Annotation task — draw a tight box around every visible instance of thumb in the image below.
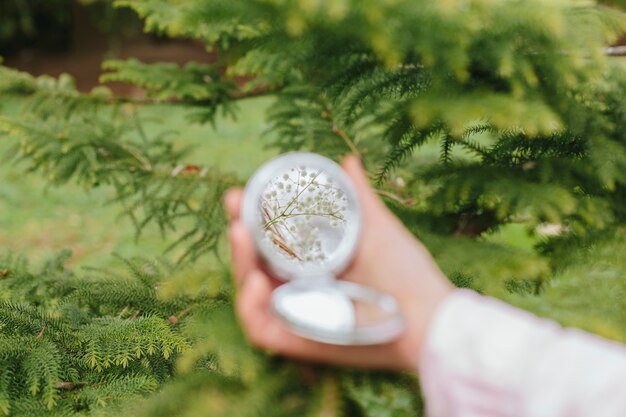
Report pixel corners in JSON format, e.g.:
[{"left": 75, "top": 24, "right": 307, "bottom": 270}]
[{"left": 341, "top": 156, "right": 388, "bottom": 218}]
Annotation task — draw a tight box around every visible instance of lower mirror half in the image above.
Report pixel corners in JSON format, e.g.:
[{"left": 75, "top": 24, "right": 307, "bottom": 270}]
[{"left": 271, "top": 280, "right": 405, "bottom": 345}]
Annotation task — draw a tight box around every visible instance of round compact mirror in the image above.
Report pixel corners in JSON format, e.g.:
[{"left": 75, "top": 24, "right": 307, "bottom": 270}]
[{"left": 241, "top": 152, "right": 404, "bottom": 345}]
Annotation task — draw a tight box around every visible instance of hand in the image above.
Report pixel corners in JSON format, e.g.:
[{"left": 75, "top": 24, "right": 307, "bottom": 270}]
[{"left": 224, "top": 155, "right": 453, "bottom": 372}]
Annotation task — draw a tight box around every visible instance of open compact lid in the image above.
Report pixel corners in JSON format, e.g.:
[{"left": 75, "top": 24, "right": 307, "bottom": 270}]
[{"left": 241, "top": 152, "right": 405, "bottom": 345}]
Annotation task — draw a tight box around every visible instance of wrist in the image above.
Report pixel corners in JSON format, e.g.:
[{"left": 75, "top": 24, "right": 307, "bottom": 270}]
[{"left": 397, "top": 277, "right": 454, "bottom": 372}]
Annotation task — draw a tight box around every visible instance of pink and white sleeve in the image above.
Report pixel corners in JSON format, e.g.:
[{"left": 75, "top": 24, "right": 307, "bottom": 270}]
[{"left": 418, "top": 289, "right": 626, "bottom": 417}]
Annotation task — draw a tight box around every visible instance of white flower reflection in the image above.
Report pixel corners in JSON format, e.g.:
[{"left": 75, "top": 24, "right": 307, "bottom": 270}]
[{"left": 260, "top": 167, "right": 348, "bottom": 265}]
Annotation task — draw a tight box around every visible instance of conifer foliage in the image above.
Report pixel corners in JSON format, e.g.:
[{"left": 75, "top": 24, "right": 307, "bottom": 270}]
[
  {"left": 1, "top": 0, "right": 626, "bottom": 416},
  {"left": 0, "top": 252, "right": 188, "bottom": 416}
]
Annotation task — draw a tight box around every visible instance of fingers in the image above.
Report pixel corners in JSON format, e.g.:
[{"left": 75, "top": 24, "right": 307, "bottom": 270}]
[
  {"left": 236, "top": 269, "right": 274, "bottom": 343},
  {"left": 236, "top": 270, "right": 393, "bottom": 368},
  {"left": 225, "top": 187, "right": 254, "bottom": 287},
  {"left": 235, "top": 269, "right": 310, "bottom": 356},
  {"left": 228, "top": 220, "right": 258, "bottom": 288},
  {"left": 224, "top": 188, "right": 243, "bottom": 221}
]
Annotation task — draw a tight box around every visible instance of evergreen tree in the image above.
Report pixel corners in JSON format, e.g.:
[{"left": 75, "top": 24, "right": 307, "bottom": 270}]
[{"left": 1, "top": 0, "right": 626, "bottom": 416}]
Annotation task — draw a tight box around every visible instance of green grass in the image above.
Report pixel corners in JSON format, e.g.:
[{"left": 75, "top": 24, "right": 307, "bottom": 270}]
[{"left": 0, "top": 97, "right": 278, "bottom": 267}]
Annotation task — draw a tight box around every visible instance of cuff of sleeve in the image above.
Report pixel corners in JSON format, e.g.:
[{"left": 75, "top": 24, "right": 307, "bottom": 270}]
[{"left": 417, "top": 289, "right": 549, "bottom": 417}]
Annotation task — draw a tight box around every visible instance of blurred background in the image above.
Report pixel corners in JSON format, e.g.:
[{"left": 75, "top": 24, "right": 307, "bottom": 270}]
[
  {"left": 1, "top": 0, "right": 212, "bottom": 93},
  {"left": 1, "top": 0, "right": 626, "bottom": 268},
  {"left": 3, "top": 0, "right": 626, "bottom": 93},
  {"left": 0, "top": 0, "right": 277, "bottom": 267}
]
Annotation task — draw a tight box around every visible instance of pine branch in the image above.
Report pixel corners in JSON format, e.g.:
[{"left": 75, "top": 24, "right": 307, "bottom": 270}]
[
  {"left": 377, "top": 124, "right": 441, "bottom": 183},
  {"left": 1, "top": 68, "right": 238, "bottom": 264}
]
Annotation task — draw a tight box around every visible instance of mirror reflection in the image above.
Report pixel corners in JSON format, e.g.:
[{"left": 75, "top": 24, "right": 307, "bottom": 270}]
[
  {"left": 259, "top": 165, "right": 350, "bottom": 267},
  {"left": 272, "top": 282, "right": 402, "bottom": 342},
  {"left": 276, "top": 289, "right": 398, "bottom": 330},
  {"left": 275, "top": 286, "right": 355, "bottom": 332}
]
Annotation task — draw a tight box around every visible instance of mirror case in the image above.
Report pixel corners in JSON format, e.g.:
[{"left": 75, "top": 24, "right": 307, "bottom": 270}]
[{"left": 241, "top": 152, "right": 404, "bottom": 345}]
